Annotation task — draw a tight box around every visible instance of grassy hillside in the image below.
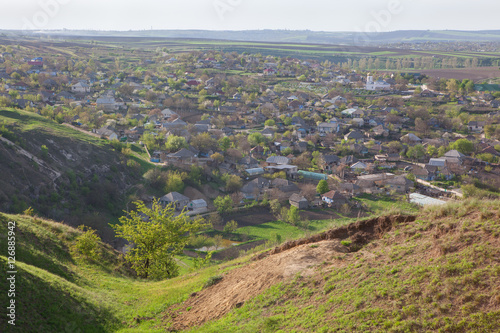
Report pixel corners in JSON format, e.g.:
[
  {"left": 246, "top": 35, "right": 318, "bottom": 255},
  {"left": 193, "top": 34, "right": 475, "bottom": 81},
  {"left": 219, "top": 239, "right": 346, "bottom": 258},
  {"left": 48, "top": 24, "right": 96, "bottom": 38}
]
[
  {"left": 166, "top": 199, "right": 500, "bottom": 332},
  {"left": 1, "top": 199, "right": 499, "bottom": 332},
  {"left": 0, "top": 212, "right": 231, "bottom": 332},
  {"left": 0, "top": 108, "right": 146, "bottom": 240}
]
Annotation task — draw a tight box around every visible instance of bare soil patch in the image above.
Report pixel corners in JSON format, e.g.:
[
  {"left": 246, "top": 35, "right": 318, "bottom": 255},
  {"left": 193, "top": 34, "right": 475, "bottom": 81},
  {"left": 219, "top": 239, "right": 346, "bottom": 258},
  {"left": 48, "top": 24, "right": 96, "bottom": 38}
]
[{"left": 419, "top": 67, "right": 500, "bottom": 81}]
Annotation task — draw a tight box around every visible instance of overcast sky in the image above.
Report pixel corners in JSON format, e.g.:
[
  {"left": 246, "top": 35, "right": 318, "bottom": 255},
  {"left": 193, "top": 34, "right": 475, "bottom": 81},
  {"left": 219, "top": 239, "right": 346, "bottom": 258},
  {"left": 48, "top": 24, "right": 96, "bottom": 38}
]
[{"left": 1, "top": 0, "right": 500, "bottom": 32}]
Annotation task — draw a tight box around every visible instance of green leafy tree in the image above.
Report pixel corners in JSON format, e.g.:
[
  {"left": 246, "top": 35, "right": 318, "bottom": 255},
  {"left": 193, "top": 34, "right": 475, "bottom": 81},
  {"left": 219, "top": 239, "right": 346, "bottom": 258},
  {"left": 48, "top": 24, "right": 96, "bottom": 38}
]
[
  {"left": 165, "top": 171, "right": 186, "bottom": 193},
  {"left": 426, "top": 145, "right": 437, "bottom": 157},
  {"left": 287, "top": 206, "right": 300, "bottom": 226},
  {"left": 223, "top": 220, "right": 238, "bottom": 233},
  {"left": 450, "top": 139, "right": 474, "bottom": 154},
  {"left": 73, "top": 226, "right": 102, "bottom": 261},
  {"left": 247, "top": 132, "right": 266, "bottom": 147},
  {"left": 112, "top": 200, "right": 207, "bottom": 279},
  {"left": 191, "top": 132, "right": 217, "bottom": 153},
  {"left": 406, "top": 144, "right": 426, "bottom": 161},
  {"left": 165, "top": 135, "right": 188, "bottom": 152},
  {"left": 210, "top": 152, "right": 224, "bottom": 164},
  {"left": 218, "top": 136, "right": 231, "bottom": 151},
  {"left": 316, "top": 179, "right": 329, "bottom": 194},
  {"left": 264, "top": 119, "right": 276, "bottom": 127},
  {"left": 214, "top": 195, "right": 233, "bottom": 214},
  {"left": 225, "top": 174, "right": 242, "bottom": 193}
]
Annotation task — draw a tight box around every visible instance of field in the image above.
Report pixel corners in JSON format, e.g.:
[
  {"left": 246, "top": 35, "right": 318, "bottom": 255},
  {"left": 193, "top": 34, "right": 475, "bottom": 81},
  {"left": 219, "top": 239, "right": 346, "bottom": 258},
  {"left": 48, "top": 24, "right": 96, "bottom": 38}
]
[
  {"left": 381, "top": 66, "right": 500, "bottom": 81},
  {"left": 4, "top": 35, "right": 500, "bottom": 72}
]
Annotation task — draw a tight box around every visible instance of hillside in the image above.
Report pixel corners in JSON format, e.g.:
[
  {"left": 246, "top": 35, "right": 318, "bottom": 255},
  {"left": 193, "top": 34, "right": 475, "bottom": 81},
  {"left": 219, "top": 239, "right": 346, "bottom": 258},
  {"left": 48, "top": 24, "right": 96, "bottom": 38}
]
[
  {"left": 164, "top": 200, "right": 500, "bottom": 332},
  {"left": 1, "top": 199, "right": 500, "bottom": 332},
  {"left": 0, "top": 109, "right": 143, "bottom": 241},
  {"left": 17, "top": 29, "right": 500, "bottom": 44}
]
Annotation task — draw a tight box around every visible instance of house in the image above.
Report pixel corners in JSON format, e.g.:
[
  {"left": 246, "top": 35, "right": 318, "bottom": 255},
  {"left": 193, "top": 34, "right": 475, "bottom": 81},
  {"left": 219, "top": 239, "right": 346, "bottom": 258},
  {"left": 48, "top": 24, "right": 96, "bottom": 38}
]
[
  {"left": 163, "top": 118, "right": 187, "bottom": 129},
  {"left": 428, "top": 158, "right": 447, "bottom": 168},
  {"left": 96, "top": 97, "right": 117, "bottom": 112},
  {"left": 272, "top": 178, "right": 300, "bottom": 192},
  {"left": 289, "top": 193, "right": 308, "bottom": 209},
  {"left": 56, "top": 91, "right": 76, "bottom": 101},
  {"left": 188, "top": 199, "right": 208, "bottom": 212},
  {"left": 344, "top": 130, "right": 364, "bottom": 142},
  {"left": 352, "top": 118, "right": 365, "bottom": 127},
  {"left": 331, "top": 95, "right": 347, "bottom": 104},
  {"left": 340, "top": 183, "right": 362, "bottom": 196},
  {"left": 385, "top": 176, "right": 414, "bottom": 193},
  {"left": 400, "top": 133, "right": 422, "bottom": 144},
  {"left": 71, "top": 82, "right": 90, "bottom": 93},
  {"left": 366, "top": 74, "right": 391, "bottom": 91},
  {"left": 13, "top": 99, "right": 34, "bottom": 109},
  {"left": 95, "top": 127, "right": 118, "bottom": 140},
  {"left": 340, "top": 155, "right": 358, "bottom": 166},
  {"left": 341, "top": 108, "right": 364, "bottom": 118},
  {"left": 350, "top": 161, "right": 368, "bottom": 171},
  {"left": 419, "top": 89, "right": 437, "bottom": 98},
  {"left": 468, "top": 121, "right": 485, "bottom": 132},
  {"left": 239, "top": 156, "right": 259, "bottom": 169},
  {"left": 167, "top": 148, "right": 197, "bottom": 162},
  {"left": 161, "top": 108, "right": 178, "bottom": 120},
  {"left": 322, "top": 190, "right": 348, "bottom": 208},
  {"left": 159, "top": 192, "right": 190, "bottom": 211},
  {"left": 322, "top": 154, "right": 340, "bottom": 171},
  {"left": 261, "top": 128, "right": 276, "bottom": 139},
  {"left": 266, "top": 156, "right": 290, "bottom": 166},
  {"left": 318, "top": 122, "right": 339, "bottom": 134},
  {"left": 241, "top": 177, "right": 271, "bottom": 199}
]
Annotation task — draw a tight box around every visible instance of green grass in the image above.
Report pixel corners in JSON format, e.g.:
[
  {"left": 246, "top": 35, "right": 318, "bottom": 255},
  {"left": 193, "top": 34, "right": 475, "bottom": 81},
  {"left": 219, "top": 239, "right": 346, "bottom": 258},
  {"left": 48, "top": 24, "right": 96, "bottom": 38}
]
[
  {"left": 2, "top": 198, "right": 500, "bottom": 332},
  {"left": 0, "top": 109, "right": 107, "bottom": 146},
  {"left": 353, "top": 194, "right": 420, "bottom": 215},
  {"left": 0, "top": 212, "right": 242, "bottom": 332}
]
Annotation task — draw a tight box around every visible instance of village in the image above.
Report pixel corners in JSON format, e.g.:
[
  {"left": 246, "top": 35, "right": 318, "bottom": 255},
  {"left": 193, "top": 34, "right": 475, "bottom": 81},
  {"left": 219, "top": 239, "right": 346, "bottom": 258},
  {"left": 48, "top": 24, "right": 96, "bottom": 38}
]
[{"left": 1, "top": 46, "right": 500, "bottom": 227}]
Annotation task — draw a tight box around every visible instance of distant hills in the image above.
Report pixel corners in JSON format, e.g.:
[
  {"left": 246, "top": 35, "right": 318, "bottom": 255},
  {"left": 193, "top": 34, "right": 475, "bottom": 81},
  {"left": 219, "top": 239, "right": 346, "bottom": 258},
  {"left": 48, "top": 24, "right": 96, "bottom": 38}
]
[{"left": 7, "top": 29, "right": 500, "bottom": 44}]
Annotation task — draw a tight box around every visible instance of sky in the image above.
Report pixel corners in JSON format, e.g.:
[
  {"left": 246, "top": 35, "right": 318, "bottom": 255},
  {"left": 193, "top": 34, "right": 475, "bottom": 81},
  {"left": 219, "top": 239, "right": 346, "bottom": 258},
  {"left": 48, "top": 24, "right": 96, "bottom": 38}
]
[{"left": 1, "top": 0, "right": 500, "bottom": 32}]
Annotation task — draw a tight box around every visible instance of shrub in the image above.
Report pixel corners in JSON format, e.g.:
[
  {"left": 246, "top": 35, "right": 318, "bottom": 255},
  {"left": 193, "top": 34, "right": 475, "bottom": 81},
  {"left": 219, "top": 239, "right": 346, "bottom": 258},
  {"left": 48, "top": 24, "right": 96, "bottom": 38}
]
[
  {"left": 73, "top": 225, "right": 102, "bottom": 261},
  {"left": 224, "top": 220, "right": 238, "bottom": 233}
]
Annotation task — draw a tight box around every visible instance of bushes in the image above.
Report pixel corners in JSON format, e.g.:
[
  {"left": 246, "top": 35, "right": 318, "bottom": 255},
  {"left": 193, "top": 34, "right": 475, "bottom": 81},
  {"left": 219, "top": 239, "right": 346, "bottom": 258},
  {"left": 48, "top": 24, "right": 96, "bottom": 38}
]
[{"left": 73, "top": 226, "right": 102, "bottom": 261}]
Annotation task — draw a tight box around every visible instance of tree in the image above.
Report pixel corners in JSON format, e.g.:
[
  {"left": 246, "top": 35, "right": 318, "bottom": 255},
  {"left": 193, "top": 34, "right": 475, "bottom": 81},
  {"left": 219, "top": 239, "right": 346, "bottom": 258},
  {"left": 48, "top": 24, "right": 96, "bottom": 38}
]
[
  {"left": 73, "top": 226, "right": 101, "bottom": 261},
  {"left": 225, "top": 175, "right": 242, "bottom": 193},
  {"left": 406, "top": 144, "right": 426, "bottom": 161},
  {"left": 165, "top": 171, "right": 186, "bottom": 193},
  {"left": 165, "top": 135, "right": 188, "bottom": 152},
  {"left": 191, "top": 132, "right": 217, "bottom": 153},
  {"left": 415, "top": 118, "right": 429, "bottom": 135},
  {"left": 426, "top": 145, "right": 438, "bottom": 157},
  {"left": 247, "top": 132, "right": 266, "bottom": 147},
  {"left": 218, "top": 136, "right": 231, "bottom": 151},
  {"left": 264, "top": 119, "right": 275, "bottom": 127},
  {"left": 269, "top": 199, "right": 281, "bottom": 219},
  {"left": 214, "top": 195, "right": 233, "bottom": 214},
  {"left": 112, "top": 200, "right": 207, "bottom": 279},
  {"left": 316, "top": 179, "right": 329, "bottom": 194},
  {"left": 287, "top": 206, "right": 300, "bottom": 226},
  {"left": 450, "top": 139, "right": 474, "bottom": 154},
  {"left": 446, "top": 79, "right": 459, "bottom": 94},
  {"left": 210, "top": 152, "right": 224, "bottom": 164},
  {"left": 223, "top": 220, "right": 238, "bottom": 233}
]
